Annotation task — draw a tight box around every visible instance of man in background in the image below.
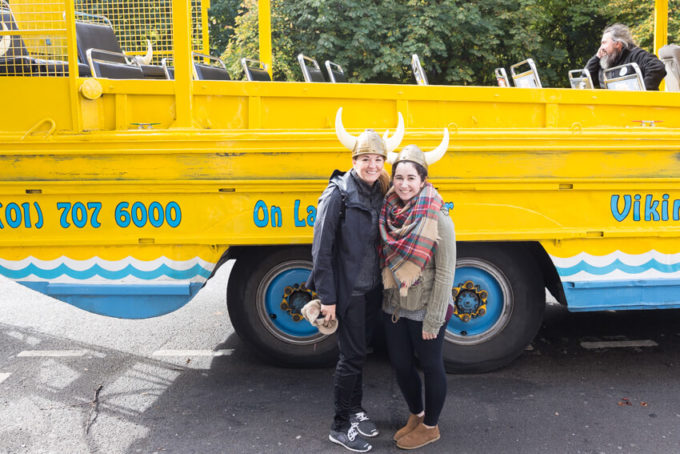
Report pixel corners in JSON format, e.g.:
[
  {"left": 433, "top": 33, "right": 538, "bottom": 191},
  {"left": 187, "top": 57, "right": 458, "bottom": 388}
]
[{"left": 585, "top": 23, "right": 666, "bottom": 90}]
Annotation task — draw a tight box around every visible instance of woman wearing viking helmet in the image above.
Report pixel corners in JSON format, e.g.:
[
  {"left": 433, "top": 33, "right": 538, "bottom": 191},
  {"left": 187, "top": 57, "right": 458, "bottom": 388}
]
[
  {"left": 306, "top": 107, "right": 404, "bottom": 453},
  {"left": 379, "top": 130, "right": 455, "bottom": 450}
]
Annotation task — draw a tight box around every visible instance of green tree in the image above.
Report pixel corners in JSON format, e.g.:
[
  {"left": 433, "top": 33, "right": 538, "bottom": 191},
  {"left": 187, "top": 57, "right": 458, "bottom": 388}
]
[
  {"left": 208, "top": 0, "right": 242, "bottom": 55},
  {"left": 220, "top": 0, "right": 287, "bottom": 80},
  {"left": 219, "top": 0, "right": 676, "bottom": 86},
  {"left": 222, "top": 0, "right": 554, "bottom": 84},
  {"left": 604, "top": 0, "right": 679, "bottom": 49},
  {"left": 534, "top": 0, "right": 609, "bottom": 87}
]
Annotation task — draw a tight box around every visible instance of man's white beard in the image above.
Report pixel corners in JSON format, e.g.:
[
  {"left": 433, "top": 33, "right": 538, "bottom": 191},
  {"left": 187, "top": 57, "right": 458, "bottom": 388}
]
[{"left": 599, "top": 49, "right": 621, "bottom": 69}]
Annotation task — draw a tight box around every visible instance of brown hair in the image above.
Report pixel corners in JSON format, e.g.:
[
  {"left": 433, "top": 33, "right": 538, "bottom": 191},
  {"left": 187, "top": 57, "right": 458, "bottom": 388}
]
[
  {"left": 392, "top": 160, "right": 428, "bottom": 180},
  {"left": 378, "top": 169, "right": 391, "bottom": 195}
]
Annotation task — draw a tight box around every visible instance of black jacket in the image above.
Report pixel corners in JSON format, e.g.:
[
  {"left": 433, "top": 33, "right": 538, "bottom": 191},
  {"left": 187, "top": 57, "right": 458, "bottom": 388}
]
[
  {"left": 585, "top": 46, "right": 666, "bottom": 90},
  {"left": 306, "top": 169, "right": 381, "bottom": 317}
]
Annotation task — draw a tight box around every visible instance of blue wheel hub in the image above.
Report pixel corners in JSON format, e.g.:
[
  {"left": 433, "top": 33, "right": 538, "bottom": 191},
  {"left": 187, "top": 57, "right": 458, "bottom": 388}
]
[
  {"left": 446, "top": 259, "right": 512, "bottom": 344},
  {"left": 453, "top": 282, "right": 488, "bottom": 322},
  {"left": 261, "top": 266, "right": 320, "bottom": 339}
]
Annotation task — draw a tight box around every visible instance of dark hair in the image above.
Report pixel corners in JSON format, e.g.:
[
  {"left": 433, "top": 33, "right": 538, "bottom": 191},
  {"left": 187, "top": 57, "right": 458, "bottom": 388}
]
[{"left": 392, "top": 160, "right": 427, "bottom": 180}]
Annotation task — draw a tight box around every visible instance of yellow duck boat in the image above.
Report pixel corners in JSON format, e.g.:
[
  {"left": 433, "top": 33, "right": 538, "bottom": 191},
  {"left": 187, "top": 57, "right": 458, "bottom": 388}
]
[{"left": 1, "top": 0, "right": 679, "bottom": 372}]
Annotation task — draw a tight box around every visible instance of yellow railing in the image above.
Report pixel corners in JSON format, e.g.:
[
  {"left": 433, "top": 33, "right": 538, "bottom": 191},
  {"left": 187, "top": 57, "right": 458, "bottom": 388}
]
[
  {"left": 0, "top": 0, "right": 208, "bottom": 74},
  {"left": 1, "top": 0, "right": 68, "bottom": 75}
]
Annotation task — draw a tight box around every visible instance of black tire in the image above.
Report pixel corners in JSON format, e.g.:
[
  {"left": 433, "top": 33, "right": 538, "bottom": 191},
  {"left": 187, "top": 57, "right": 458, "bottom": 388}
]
[
  {"left": 226, "top": 246, "right": 338, "bottom": 367},
  {"left": 443, "top": 243, "right": 544, "bottom": 373}
]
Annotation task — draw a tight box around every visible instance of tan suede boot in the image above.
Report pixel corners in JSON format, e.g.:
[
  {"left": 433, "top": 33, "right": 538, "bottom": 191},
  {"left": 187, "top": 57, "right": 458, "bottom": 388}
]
[
  {"left": 393, "top": 414, "right": 424, "bottom": 442},
  {"left": 396, "top": 423, "right": 440, "bottom": 450}
]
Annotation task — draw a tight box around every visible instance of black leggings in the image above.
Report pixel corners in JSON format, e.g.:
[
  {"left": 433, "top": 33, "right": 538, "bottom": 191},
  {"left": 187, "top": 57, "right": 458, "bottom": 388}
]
[{"left": 383, "top": 312, "right": 447, "bottom": 427}]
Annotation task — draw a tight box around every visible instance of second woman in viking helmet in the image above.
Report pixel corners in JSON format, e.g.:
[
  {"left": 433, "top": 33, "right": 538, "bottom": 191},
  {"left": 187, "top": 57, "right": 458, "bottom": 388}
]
[
  {"left": 307, "top": 107, "right": 404, "bottom": 453},
  {"left": 379, "top": 130, "right": 456, "bottom": 450}
]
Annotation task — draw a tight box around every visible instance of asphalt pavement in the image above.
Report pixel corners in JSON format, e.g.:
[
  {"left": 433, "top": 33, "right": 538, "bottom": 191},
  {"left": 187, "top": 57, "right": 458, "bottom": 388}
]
[{"left": 1, "top": 263, "right": 680, "bottom": 454}]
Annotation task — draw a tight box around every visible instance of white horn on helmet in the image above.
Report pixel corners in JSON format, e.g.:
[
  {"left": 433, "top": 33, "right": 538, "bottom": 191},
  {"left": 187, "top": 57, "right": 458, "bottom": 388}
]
[
  {"left": 335, "top": 107, "right": 357, "bottom": 152},
  {"left": 424, "top": 127, "right": 449, "bottom": 165},
  {"left": 384, "top": 112, "right": 405, "bottom": 164},
  {"left": 384, "top": 112, "right": 405, "bottom": 153},
  {"left": 386, "top": 148, "right": 399, "bottom": 165}
]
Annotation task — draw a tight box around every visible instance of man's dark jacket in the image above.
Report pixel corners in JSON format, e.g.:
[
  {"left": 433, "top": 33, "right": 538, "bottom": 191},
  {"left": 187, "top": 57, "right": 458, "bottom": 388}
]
[
  {"left": 306, "top": 169, "right": 378, "bottom": 317},
  {"left": 585, "top": 46, "right": 666, "bottom": 90}
]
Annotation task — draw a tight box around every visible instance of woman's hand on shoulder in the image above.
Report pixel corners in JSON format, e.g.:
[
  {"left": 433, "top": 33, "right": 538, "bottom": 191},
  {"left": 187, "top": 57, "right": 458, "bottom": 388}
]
[
  {"left": 321, "top": 304, "right": 336, "bottom": 323},
  {"left": 422, "top": 330, "right": 437, "bottom": 340}
]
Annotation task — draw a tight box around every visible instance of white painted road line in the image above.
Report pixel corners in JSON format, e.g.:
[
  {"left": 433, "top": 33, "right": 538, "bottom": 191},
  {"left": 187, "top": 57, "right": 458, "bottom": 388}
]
[
  {"left": 580, "top": 340, "right": 658, "bottom": 349},
  {"left": 152, "top": 349, "right": 234, "bottom": 357},
  {"left": 0, "top": 373, "right": 10, "bottom": 384},
  {"left": 17, "top": 350, "right": 89, "bottom": 357}
]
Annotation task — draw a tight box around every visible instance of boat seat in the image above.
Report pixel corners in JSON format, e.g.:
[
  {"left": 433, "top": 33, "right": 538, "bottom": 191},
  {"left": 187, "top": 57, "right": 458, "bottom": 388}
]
[
  {"left": 411, "top": 54, "right": 428, "bottom": 85},
  {"left": 241, "top": 57, "right": 271, "bottom": 81},
  {"left": 75, "top": 18, "right": 164, "bottom": 79},
  {"left": 192, "top": 52, "right": 230, "bottom": 80},
  {"left": 161, "top": 53, "right": 231, "bottom": 81},
  {"left": 495, "top": 67, "right": 511, "bottom": 87},
  {"left": 510, "top": 58, "right": 542, "bottom": 88},
  {"left": 324, "top": 60, "right": 346, "bottom": 83},
  {"left": 298, "top": 53, "right": 325, "bottom": 82},
  {"left": 568, "top": 68, "right": 593, "bottom": 89},
  {"left": 603, "top": 62, "right": 645, "bottom": 91},
  {"left": 161, "top": 57, "right": 174, "bottom": 79},
  {"left": 659, "top": 44, "right": 680, "bottom": 92}
]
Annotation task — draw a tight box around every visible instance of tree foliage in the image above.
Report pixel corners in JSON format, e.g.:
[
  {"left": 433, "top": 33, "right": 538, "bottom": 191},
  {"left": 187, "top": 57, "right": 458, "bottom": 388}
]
[
  {"left": 208, "top": 0, "right": 242, "bottom": 55},
  {"left": 212, "top": 0, "right": 678, "bottom": 87},
  {"left": 605, "top": 0, "right": 680, "bottom": 49}
]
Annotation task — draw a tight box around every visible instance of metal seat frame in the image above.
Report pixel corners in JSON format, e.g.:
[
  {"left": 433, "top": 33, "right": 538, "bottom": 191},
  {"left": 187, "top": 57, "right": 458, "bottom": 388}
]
[
  {"left": 495, "top": 67, "right": 511, "bottom": 87},
  {"left": 192, "top": 52, "right": 230, "bottom": 80},
  {"left": 568, "top": 69, "right": 594, "bottom": 89},
  {"left": 603, "top": 62, "right": 645, "bottom": 91},
  {"left": 297, "top": 53, "right": 325, "bottom": 82},
  {"left": 411, "top": 53, "right": 428, "bottom": 85},
  {"left": 324, "top": 60, "right": 346, "bottom": 83},
  {"left": 75, "top": 11, "right": 157, "bottom": 79},
  {"left": 510, "top": 58, "right": 542, "bottom": 88},
  {"left": 241, "top": 57, "right": 270, "bottom": 81}
]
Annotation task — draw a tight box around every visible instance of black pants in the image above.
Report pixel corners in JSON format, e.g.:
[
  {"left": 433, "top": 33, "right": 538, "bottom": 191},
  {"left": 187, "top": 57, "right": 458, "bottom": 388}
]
[
  {"left": 383, "top": 312, "right": 447, "bottom": 427},
  {"left": 332, "top": 288, "right": 381, "bottom": 431}
]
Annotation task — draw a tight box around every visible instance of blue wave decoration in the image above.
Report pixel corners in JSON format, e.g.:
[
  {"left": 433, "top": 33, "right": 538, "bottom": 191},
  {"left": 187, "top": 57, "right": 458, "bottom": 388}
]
[
  {"left": 557, "top": 258, "right": 680, "bottom": 277},
  {"left": 0, "top": 263, "right": 213, "bottom": 281}
]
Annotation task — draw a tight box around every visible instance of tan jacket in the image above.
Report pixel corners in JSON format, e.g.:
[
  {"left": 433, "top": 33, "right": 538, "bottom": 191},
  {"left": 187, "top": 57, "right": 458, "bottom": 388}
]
[{"left": 382, "top": 208, "right": 456, "bottom": 334}]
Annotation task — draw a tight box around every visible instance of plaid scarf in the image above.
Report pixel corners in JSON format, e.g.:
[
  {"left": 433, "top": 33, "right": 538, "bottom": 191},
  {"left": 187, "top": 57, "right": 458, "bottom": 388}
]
[{"left": 379, "top": 182, "right": 442, "bottom": 296}]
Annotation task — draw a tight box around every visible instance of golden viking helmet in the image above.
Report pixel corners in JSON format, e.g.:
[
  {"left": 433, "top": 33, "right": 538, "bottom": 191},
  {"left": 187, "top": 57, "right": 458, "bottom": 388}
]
[
  {"left": 335, "top": 107, "right": 405, "bottom": 158},
  {"left": 387, "top": 128, "right": 449, "bottom": 169}
]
